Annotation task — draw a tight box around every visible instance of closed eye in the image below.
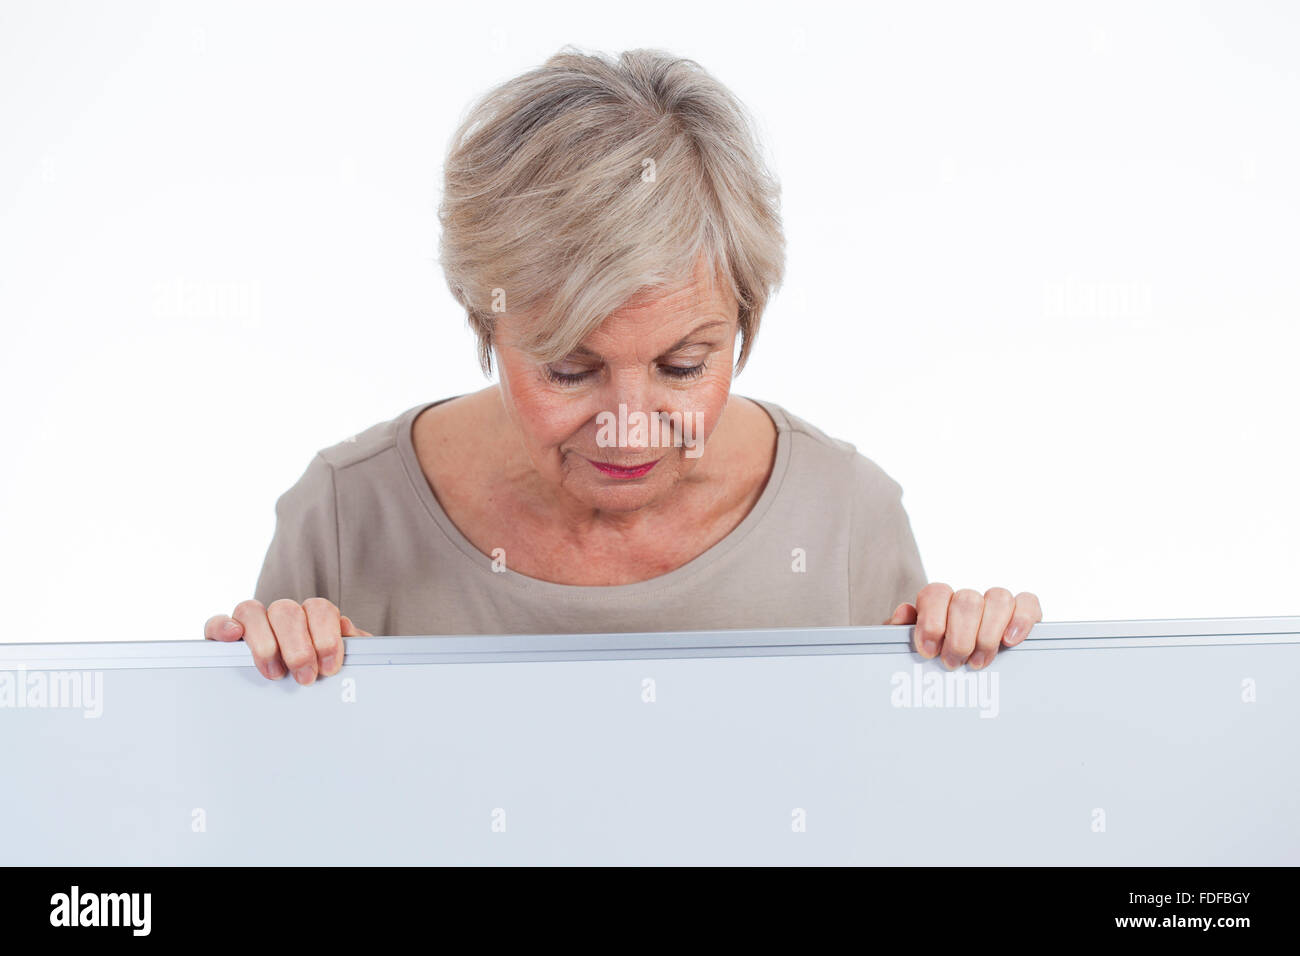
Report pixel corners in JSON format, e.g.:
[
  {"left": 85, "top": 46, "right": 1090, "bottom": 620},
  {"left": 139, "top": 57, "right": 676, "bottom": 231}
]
[
  {"left": 543, "top": 366, "right": 595, "bottom": 386},
  {"left": 660, "top": 363, "right": 706, "bottom": 380},
  {"left": 543, "top": 362, "right": 707, "bottom": 386}
]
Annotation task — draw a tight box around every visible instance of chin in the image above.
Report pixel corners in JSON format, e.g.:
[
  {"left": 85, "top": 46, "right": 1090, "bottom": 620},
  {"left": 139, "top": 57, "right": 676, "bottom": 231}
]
[{"left": 574, "top": 478, "right": 671, "bottom": 514}]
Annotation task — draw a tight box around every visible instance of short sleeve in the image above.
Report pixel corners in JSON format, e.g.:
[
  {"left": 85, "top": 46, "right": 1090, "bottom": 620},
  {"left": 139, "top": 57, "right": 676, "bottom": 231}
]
[
  {"left": 253, "top": 453, "right": 342, "bottom": 607},
  {"left": 848, "top": 456, "right": 928, "bottom": 625}
]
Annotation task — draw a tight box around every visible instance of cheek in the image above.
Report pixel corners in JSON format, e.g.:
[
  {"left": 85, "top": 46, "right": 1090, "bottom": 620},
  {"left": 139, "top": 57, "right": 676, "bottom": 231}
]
[
  {"left": 684, "top": 370, "right": 734, "bottom": 445},
  {"left": 503, "top": 377, "right": 594, "bottom": 455}
]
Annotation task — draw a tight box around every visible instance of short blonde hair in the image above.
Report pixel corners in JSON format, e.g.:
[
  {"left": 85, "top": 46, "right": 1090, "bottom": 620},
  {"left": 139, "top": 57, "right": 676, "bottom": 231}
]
[{"left": 437, "top": 46, "right": 785, "bottom": 375}]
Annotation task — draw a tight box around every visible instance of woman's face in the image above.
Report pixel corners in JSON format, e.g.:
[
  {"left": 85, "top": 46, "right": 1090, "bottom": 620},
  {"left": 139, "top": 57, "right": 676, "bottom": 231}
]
[{"left": 494, "top": 259, "right": 739, "bottom": 515}]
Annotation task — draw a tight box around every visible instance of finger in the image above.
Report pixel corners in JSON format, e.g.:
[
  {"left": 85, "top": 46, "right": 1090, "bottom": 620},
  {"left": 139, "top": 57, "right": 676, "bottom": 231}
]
[
  {"left": 204, "top": 614, "right": 244, "bottom": 642},
  {"left": 1002, "top": 592, "right": 1043, "bottom": 646},
  {"left": 968, "top": 588, "right": 1014, "bottom": 670},
  {"left": 303, "top": 598, "right": 344, "bottom": 678},
  {"left": 267, "top": 599, "right": 318, "bottom": 685},
  {"left": 884, "top": 602, "right": 917, "bottom": 626},
  {"left": 233, "top": 599, "right": 285, "bottom": 680},
  {"left": 939, "top": 588, "right": 984, "bottom": 670},
  {"left": 340, "top": 616, "right": 373, "bottom": 638},
  {"left": 912, "top": 582, "right": 952, "bottom": 660}
]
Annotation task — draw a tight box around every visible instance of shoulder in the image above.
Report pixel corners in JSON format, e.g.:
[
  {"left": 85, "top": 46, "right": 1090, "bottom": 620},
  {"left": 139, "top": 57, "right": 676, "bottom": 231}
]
[
  {"left": 273, "top": 400, "right": 445, "bottom": 512},
  {"left": 314, "top": 401, "right": 432, "bottom": 471},
  {"left": 750, "top": 397, "right": 905, "bottom": 504}
]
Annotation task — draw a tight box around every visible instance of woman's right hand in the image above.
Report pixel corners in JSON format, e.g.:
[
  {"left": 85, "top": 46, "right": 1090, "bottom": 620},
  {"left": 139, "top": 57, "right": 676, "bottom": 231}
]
[{"left": 204, "top": 598, "right": 373, "bottom": 685}]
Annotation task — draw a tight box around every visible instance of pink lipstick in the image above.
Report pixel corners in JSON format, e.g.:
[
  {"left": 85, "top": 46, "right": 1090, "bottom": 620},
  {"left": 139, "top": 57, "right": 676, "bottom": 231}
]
[{"left": 589, "top": 458, "right": 659, "bottom": 480}]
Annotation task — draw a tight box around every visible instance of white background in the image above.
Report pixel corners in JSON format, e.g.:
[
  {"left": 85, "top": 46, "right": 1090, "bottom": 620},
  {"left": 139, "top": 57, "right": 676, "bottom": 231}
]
[{"left": 1, "top": 0, "right": 1296, "bottom": 643}]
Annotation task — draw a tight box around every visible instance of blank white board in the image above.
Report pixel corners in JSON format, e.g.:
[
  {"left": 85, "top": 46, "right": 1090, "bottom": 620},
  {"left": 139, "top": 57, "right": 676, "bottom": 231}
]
[{"left": 1, "top": 617, "right": 1296, "bottom": 865}]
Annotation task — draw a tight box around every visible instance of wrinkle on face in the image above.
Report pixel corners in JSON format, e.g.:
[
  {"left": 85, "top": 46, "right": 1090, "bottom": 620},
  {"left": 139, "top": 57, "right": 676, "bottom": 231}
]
[{"left": 491, "top": 256, "right": 742, "bottom": 532}]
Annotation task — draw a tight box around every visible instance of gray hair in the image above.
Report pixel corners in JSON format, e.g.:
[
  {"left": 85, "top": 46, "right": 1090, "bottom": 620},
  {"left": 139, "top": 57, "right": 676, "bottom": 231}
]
[{"left": 437, "top": 46, "right": 785, "bottom": 375}]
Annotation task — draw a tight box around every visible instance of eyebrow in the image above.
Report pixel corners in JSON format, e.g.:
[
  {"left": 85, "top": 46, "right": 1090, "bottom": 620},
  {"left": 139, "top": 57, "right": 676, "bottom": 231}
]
[{"left": 566, "top": 320, "right": 730, "bottom": 361}]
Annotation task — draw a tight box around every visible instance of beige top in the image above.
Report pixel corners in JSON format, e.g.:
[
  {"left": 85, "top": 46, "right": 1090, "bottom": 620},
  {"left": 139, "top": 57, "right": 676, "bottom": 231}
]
[{"left": 253, "top": 396, "right": 928, "bottom": 635}]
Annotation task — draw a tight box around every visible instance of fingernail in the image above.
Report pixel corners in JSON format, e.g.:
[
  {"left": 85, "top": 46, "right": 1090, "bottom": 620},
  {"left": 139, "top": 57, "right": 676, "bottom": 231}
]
[
  {"left": 968, "top": 651, "right": 986, "bottom": 669},
  {"left": 1005, "top": 625, "right": 1022, "bottom": 645},
  {"left": 264, "top": 659, "right": 285, "bottom": 679},
  {"left": 922, "top": 639, "right": 938, "bottom": 656},
  {"left": 293, "top": 667, "right": 313, "bottom": 685},
  {"left": 223, "top": 619, "right": 241, "bottom": 634},
  {"left": 942, "top": 656, "right": 959, "bottom": 670},
  {"left": 320, "top": 653, "right": 336, "bottom": 672}
]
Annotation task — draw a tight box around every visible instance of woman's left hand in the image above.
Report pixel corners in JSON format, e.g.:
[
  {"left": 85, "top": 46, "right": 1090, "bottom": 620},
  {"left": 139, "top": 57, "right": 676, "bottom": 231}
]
[{"left": 885, "top": 584, "right": 1042, "bottom": 670}]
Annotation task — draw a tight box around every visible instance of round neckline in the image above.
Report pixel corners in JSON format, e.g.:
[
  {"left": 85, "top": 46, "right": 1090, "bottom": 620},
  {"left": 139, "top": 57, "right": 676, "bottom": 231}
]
[{"left": 395, "top": 394, "right": 793, "bottom": 598}]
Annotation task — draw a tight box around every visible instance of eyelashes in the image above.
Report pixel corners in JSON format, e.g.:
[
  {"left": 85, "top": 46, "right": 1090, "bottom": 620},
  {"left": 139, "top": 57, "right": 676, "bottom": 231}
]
[
  {"left": 543, "top": 363, "right": 706, "bottom": 387},
  {"left": 543, "top": 367, "right": 595, "bottom": 386},
  {"left": 661, "top": 363, "right": 706, "bottom": 381}
]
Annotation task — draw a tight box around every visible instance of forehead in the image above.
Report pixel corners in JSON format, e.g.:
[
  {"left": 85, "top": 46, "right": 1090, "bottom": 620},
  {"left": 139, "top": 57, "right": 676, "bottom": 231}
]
[
  {"left": 621, "top": 254, "right": 729, "bottom": 312},
  {"left": 572, "top": 259, "right": 737, "bottom": 357},
  {"left": 493, "top": 253, "right": 739, "bottom": 363},
  {"left": 573, "top": 304, "right": 733, "bottom": 362}
]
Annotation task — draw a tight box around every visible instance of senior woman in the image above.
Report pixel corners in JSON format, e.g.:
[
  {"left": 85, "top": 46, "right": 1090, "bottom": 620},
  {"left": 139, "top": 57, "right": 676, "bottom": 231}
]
[{"left": 205, "top": 47, "right": 1041, "bottom": 684}]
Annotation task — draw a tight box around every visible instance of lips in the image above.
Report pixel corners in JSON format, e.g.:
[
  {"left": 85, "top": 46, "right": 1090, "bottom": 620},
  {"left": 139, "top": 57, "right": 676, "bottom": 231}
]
[{"left": 589, "top": 458, "right": 659, "bottom": 480}]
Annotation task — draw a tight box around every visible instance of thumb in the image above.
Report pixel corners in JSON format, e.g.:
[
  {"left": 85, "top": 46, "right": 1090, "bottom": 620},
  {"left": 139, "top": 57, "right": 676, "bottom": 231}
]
[
  {"left": 340, "top": 615, "right": 373, "bottom": 638},
  {"left": 885, "top": 602, "right": 917, "bottom": 625}
]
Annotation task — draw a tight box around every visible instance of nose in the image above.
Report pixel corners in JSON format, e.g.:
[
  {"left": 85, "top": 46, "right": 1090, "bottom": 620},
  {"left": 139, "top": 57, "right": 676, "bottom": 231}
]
[{"left": 604, "top": 368, "right": 668, "bottom": 451}]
